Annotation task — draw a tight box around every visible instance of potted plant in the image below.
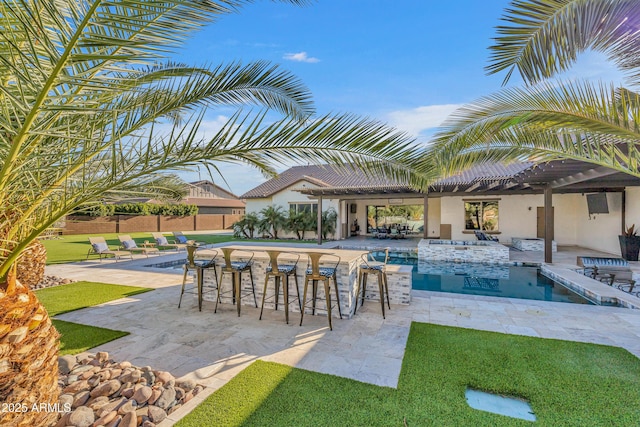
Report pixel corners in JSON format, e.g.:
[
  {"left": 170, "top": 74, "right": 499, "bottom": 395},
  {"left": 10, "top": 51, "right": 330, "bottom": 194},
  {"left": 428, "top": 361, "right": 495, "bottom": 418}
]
[{"left": 619, "top": 224, "right": 640, "bottom": 261}]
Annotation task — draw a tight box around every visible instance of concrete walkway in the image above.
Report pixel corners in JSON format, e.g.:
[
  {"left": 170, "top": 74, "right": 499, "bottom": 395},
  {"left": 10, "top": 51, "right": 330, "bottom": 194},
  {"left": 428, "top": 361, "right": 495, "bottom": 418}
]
[{"left": 45, "top": 244, "right": 640, "bottom": 426}]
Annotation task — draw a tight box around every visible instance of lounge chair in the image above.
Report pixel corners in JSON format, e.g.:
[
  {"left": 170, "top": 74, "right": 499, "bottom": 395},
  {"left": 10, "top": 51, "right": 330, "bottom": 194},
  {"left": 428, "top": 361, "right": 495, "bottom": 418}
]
[
  {"left": 118, "top": 235, "right": 160, "bottom": 257},
  {"left": 173, "top": 231, "right": 206, "bottom": 246},
  {"left": 87, "top": 237, "right": 133, "bottom": 262},
  {"left": 151, "top": 232, "right": 187, "bottom": 251}
]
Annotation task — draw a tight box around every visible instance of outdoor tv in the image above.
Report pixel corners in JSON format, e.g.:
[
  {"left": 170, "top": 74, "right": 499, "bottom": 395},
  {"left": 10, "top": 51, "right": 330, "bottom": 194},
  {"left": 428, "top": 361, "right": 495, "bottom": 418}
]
[{"left": 586, "top": 193, "right": 609, "bottom": 215}]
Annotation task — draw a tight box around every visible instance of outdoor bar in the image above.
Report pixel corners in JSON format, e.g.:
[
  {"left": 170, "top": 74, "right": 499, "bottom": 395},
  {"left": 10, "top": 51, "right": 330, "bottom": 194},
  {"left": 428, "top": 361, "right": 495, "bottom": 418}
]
[{"left": 194, "top": 245, "right": 413, "bottom": 318}]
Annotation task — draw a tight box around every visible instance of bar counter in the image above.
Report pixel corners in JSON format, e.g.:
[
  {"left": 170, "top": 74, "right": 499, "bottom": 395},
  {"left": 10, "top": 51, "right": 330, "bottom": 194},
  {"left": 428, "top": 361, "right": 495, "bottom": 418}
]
[{"left": 193, "top": 245, "right": 412, "bottom": 318}]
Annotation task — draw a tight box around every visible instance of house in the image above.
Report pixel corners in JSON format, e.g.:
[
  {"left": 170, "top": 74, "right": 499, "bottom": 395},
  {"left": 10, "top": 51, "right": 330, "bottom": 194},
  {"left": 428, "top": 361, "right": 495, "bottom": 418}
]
[
  {"left": 241, "top": 162, "right": 640, "bottom": 260},
  {"left": 183, "top": 180, "right": 245, "bottom": 215}
]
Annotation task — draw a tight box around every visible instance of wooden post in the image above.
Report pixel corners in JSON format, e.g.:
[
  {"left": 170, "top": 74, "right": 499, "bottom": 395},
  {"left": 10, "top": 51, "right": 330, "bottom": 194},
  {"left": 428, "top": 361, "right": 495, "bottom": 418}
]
[
  {"left": 317, "top": 196, "right": 323, "bottom": 245},
  {"left": 622, "top": 189, "right": 626, "bottom": 234},
  {"left": 544, "top": 186, "right": 554, "bottom": 263},
  {"left": 423, "top": 193, "right": 429, "bottom": 239}
]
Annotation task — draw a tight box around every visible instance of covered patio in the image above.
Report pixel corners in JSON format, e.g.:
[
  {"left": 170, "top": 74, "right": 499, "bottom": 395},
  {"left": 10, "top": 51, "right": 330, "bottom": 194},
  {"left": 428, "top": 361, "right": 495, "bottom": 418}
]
[{"left": 300, "top": 160, "right": 640, "bottom": 264}]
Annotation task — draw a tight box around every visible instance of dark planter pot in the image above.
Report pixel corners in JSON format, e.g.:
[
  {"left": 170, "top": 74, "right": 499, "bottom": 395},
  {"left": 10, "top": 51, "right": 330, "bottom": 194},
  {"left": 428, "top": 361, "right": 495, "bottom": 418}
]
[{"left": 619, "top": 235, "right": 640, "bottom": 261}]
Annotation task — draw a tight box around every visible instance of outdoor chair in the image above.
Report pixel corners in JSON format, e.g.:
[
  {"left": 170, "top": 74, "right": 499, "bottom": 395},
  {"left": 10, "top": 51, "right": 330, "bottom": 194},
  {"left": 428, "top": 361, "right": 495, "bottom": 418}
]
[
  {"left": 216, "top": 248, "right": 257, "bottom": 316},
  {"left": 300, "top": 252, "right": 342, "bottom": 330},
  {"left": 172, "top": 231, "right": 207, "bottom": 246},
  {"left": 87, "top": 237, "right": 132, "bottom": 262},
  {"left": 260, "top": 250, "right": 301, "bottom": 324},
  {"left": 376, "top": 227, "right": 388, "bottom": 239},
  {"left": 151, "top": 232, "right": 187, "bottom": 252},
  {"left": 389, "top": 228, "right": 400, "bottom": 239},
  {"left": 179, "top": 244, "right": 220, "bottom": 311},
  {"left": 592, "top": 265, "right": 636, "bottom": 293},
  {"left": 118, "top": 235, "right": 160, "bottom": 257},
  {"left": 354, "top": 248, "right": 391, "bottom": 319}
]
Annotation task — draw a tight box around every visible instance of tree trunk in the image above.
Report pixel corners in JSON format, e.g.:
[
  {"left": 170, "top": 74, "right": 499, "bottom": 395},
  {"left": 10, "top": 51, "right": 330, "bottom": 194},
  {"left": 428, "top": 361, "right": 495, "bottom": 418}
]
[
  {"left": 16, "top": 240, "right": 47, "bottom": 288},
  {"left": 0, "top": 278, "right": 60, "bottom": 426}
]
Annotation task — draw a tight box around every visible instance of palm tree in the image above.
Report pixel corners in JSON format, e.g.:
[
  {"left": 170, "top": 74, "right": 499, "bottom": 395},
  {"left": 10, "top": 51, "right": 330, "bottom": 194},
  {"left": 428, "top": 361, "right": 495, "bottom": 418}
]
[
  {"left": 286, "top": 210, "right": 315, "bottom": 240},
  {"left": 320, "top": 208, "right": 338, "bottom": 240},
  {"left": 233, "top": 212, "right": 259, "bottom": 239},
  {"left": 0, "top": 1, "right": 423, "bottom": 424},
  {"left": 260, "top": 205, "right": 288, "bottom": 239},
  {"left": 430, "top": 0, "right": 640, "bottom": 178}
]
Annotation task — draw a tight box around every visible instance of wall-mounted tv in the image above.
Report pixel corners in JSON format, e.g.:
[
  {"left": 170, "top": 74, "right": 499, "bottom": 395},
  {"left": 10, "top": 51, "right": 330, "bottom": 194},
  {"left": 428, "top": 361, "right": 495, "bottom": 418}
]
[{"left": 586, "top": 193, "right": 609, "bottom": 214}]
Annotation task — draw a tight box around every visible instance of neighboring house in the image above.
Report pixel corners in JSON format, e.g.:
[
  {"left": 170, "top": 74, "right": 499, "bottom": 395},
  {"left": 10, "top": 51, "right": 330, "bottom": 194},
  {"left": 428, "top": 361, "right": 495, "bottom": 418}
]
[
  {"left": 241, "top": 162, "right": 640, "bottom": 258},
  {"left": 183, "top": 180, "right": 245, "bottom": 215}
]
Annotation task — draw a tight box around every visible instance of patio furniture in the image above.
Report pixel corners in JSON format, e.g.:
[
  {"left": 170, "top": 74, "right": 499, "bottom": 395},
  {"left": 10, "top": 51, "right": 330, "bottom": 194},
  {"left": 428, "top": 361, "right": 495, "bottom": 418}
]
[
  {"left": 593, "top": 266, "right": 636, "bottom": 293},
  {"left": 376, "top": 227, "right": 388, "bottom": 239},
  {"left": 216, "top": 247, "right": 257, "bottom": 316},
  {"left": 260, "top": 250, "right": 301, "bottom": 324},
  {"left": 474, "top": 230, "right": 499, "bottom": 242},
  {"left": 576, "top": 256, "right": 629, "bottom": 278},
  {"left": 151, "top": 232, "right": 187, "bottom": 252},
  {"left": 354, "top": 248, "right": 391, "bottom": 319},
  {"left": 118, "top": 235, "right": 160, "bottom": 257},
  {"left": 87, "top": 237, "right": 133, "bottom": 262},
  {"left": 300, "top": 252, "right": 343, "bottom": 330},
  {"left": 179, "top": 245, "right": 220, "bottom": 311},
  {"left": 172, "top": 231, "right": 207, "bottom": 246}
]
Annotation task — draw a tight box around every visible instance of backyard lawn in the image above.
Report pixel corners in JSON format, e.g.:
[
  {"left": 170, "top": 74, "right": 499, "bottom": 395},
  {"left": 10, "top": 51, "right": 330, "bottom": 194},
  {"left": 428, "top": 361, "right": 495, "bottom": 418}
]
[
  {"left": 177, "top": 323, "right": 640, "bottom": 426},
  {"left": 42, "top": 232, "right": 317, "bottom": 264},
  {"left": 36, "top": 281, "right": 151, "bottom": 355}
]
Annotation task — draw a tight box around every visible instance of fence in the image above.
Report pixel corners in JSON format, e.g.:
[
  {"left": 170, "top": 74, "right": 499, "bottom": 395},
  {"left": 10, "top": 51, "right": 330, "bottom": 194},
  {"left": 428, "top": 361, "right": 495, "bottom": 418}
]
[{"left": 63, "top": 214, "right": 242, "bottom": 235}]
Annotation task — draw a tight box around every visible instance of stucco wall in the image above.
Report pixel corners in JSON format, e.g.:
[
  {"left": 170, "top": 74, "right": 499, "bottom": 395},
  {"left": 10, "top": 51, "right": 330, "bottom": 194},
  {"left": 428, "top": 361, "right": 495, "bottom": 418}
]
[
  {"left": 244, "top": 181, "right": 340, "bottom": 239},
  {"left": 574, "top": 192, "right": 622, "bottom": 255}
]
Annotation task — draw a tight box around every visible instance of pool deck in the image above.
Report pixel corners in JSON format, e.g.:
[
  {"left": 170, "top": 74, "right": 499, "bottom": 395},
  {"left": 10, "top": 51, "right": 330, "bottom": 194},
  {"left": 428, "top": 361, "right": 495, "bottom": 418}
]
[{"left": 46, "top": 240, "right": 640, "bottom": 426}]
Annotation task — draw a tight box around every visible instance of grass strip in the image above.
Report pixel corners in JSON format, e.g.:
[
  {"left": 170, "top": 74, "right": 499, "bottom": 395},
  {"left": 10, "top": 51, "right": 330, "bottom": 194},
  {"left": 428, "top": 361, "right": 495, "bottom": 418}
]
[
  {"left": 177, "top": 323, "right": 640, "bottom": 426},
  {"left": 53, "top": 319, "right": 129, "bottom": 356},
  {"left": 36, "top": 281, "right": 151, "bottom": 317},
  {"left": 42, "top": 233, "right": 235, "bottom": 264}
]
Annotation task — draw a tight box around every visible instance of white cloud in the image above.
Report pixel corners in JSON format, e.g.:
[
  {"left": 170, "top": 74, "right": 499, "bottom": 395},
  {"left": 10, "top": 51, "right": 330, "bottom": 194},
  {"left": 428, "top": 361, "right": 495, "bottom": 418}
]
[
  {"left": 283, "top": 51, "right": 320, "bottom": 63},
  {"left": 386, "top": 104, "right": 463, "bottom": 137}
]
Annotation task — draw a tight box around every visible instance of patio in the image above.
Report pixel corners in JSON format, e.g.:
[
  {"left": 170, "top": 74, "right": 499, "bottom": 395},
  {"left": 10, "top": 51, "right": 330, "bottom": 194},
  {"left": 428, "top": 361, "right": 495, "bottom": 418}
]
[{"left": 45, "top": 242, "right": 640, "bottom": 425}]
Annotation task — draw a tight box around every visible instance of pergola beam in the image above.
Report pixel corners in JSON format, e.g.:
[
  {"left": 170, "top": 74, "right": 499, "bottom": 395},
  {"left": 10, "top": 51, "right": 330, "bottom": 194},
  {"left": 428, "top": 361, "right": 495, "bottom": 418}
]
[{"left": 549, "top": 166, "right": 618, "bottom": 189}]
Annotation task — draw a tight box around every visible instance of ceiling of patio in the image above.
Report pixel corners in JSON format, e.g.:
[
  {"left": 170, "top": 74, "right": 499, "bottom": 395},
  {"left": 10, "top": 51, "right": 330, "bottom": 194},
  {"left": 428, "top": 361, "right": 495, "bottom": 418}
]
[{"left": 299, "top": 160, "right": 640, "bottom": 198}]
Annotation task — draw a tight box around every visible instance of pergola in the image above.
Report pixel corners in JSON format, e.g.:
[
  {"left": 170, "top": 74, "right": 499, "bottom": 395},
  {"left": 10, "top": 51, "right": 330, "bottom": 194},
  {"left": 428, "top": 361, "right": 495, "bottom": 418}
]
[{"left": 300, "top": 160, "right": 640, "bottom": 263}]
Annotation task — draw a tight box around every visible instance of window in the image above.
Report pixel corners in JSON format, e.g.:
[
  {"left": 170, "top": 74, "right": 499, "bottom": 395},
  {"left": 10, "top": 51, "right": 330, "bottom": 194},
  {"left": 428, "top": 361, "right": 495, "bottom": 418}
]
[
  {"left": 289, "top": 203, "right": 318, "bottom": 215},
  {"left": 464, "top": 200, "right": 499, "bottom": 231}
]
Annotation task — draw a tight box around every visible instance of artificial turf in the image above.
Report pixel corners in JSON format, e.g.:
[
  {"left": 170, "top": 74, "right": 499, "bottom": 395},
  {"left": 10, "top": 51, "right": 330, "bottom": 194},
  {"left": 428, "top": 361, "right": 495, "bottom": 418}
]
[
  {"left": 52, "top": 319, "right": 129, "bottom": 355},
  {"left": 36, "top": 281, "right": 146, "bottom": 355},
  {"left": 176, "top": 323, "right": 640, "bottom": 426},
  {"left": 35, "top": 281, "right": 152, "bottom": 316}
]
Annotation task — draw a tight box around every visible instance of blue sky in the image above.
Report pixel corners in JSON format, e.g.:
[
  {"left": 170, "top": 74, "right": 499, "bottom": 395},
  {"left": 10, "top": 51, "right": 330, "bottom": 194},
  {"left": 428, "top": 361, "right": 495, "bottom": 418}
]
[{"left": 173, "top": 0, "right": 625, "bottom": 195}]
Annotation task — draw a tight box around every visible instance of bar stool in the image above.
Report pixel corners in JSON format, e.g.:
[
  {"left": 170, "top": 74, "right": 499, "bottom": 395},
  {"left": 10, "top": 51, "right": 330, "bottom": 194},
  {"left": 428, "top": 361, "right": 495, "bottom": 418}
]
[
  {"left": 355, "top": 248, "right": 390, "bottom": 318},
  {"left": 179, "top": 244, "right": 220, "bottom": 311},
  {"left": 260, "top": 250, "right": 301, "bottom": 324},
  {"left": 300, "top": 252, "right": 342, "bottom": 330},
  {"left": 216, "top": 247, "right": 257, "bottom": 316}
]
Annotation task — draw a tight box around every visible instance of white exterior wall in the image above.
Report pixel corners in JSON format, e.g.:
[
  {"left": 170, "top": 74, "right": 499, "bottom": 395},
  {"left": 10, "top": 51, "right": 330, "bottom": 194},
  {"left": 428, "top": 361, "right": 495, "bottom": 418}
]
[
  {"left": 574, "top": 192, "right": 622, "bottom": 255},
  {"left": 244, "top": 180, "right": 340, "bottom": 239},
  {"left": 625, "top": 187, "right": 640, "bottom": 230}
]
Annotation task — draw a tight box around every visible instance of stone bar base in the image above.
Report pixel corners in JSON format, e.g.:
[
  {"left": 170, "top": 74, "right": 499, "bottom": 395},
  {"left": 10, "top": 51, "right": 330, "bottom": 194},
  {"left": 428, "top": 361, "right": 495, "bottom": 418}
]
[
  {"left": 418, "top": 239, "right": 509, "bottom": 263},
  {"left": 193, "top": 245, "right": 412, "bottom": 319}
]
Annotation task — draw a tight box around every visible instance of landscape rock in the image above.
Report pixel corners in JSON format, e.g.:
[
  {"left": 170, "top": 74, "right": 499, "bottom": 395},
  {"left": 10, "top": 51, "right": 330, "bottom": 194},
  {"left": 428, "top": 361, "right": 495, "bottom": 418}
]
[
  {"left": 59, "top": 355, "right": 78, "bottom": 375},
  {"left": 90, "top": 379, "right": 122, "bottom": 397},
  {"left": 148, "top": 405, "right": 167, "bottom": 423},
  {"left": 120, "top": 411, "right": 138, "bottom": 427},
  {"left": 132, "top": 385, "right": 153, "bottom": 404},
  {"left": 72, "top": 390, "right": 91, "bottom": 408},
  {"left": 155, "top": 387, "right": 176, "bottom": 410},
  {"left": 68, "top": 406, "right": 95, "bottom": 427}
]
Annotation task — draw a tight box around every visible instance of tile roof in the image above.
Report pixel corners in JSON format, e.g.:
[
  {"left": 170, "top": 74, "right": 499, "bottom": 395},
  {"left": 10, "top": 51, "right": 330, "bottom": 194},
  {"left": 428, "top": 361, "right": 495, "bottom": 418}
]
[{"left": 240, "top": 163, "right": 535, "bottom": 198}]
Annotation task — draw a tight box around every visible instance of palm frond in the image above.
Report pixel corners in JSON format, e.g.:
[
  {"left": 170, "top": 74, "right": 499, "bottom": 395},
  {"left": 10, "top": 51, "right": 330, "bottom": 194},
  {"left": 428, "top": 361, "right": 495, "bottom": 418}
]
[
  {"left": 430, "top": 79, "right": 640, "bottom": 177},
  {"left": 487, "top": 0, "right": 640, "bottom": 86}
]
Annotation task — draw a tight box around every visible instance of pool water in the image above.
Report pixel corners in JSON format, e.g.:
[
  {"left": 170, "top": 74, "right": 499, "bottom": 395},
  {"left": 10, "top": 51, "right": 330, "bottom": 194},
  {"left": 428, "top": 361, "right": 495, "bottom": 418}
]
[{"left": 371, "top": 251, "right": 592, "bottom": 304}]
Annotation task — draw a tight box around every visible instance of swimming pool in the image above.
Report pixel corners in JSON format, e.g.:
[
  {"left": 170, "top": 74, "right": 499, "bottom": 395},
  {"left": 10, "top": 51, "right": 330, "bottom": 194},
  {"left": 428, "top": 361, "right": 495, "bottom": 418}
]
[{"left": 371, "top": 251, "right": 593, "bottom": 304}]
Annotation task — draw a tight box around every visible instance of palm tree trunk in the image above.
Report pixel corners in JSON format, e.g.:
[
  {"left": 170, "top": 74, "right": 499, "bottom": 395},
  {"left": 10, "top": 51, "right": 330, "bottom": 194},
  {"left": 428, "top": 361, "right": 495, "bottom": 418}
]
[{"left": 0, "top": 272, "right": 60, "bottom": 427}]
